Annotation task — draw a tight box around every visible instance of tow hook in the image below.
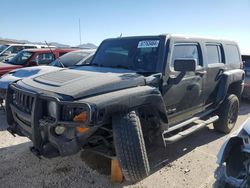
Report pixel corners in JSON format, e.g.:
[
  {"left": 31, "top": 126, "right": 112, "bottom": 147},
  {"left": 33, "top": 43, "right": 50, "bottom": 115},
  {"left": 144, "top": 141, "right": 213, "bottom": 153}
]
[
  {"left": 30, "top": 146, "right": 42, "bottom": 159},
  {"left": 7, "top": 127, "right": 16, "bottom": 137}
]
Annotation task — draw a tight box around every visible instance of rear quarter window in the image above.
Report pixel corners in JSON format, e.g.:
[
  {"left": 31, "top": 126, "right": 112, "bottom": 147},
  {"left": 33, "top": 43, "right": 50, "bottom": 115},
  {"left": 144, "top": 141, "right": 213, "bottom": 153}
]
[
  {"left": 206, "top": 44, "right": 224, "bottom": 64},
  {"left": 224, "top": 44, "right": 241, "bottom": 64},
  {"left": 35, "top": 53, "right": 55, "bottom": 65}
]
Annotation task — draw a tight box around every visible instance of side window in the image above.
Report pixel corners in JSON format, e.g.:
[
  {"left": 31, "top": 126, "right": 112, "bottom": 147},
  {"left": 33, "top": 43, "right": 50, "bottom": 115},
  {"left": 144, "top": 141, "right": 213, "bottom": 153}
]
[
  {"left": 225, "top": 44, "right": 240, "bottom": 64},
  {"left": 35, "top": 53, "right": 55, "bottom": 65},
  {"left": 12, "top": 46, "right": 24, "bottom": 53},
  {"left": 206, "top": 44, "right": 223, "bottom": 64},
  {"left": 172, "top": 44, "right": 201, "bottom": 66}
]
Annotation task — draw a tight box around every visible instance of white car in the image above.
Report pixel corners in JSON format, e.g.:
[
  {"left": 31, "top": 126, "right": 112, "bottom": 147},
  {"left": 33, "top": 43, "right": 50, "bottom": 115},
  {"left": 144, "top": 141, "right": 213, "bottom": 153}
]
[
  {"left": 0, "top": 43, "right": 56, "bottom": 61},
  {"left": 215, "top": 118, "right": 250, "bottom": 187}
]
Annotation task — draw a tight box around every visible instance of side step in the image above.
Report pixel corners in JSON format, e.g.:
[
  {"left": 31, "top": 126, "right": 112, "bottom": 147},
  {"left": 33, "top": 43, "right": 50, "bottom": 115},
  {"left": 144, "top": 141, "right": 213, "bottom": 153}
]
[{"left": 162, "top": 115, "right": 219, "bottom": 146}]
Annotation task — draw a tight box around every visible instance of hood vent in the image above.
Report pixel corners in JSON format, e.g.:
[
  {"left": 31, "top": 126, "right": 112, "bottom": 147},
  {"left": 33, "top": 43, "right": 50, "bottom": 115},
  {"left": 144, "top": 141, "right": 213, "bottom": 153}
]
[{"left": 34, "top": 71, "right": 84, "bottom": 86}]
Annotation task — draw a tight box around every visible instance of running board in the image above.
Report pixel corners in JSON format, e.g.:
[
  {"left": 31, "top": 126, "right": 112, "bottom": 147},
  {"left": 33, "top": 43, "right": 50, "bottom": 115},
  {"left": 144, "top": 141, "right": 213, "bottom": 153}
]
[{"left": 162, "top": 115, "right": 219, "bottom": 146}]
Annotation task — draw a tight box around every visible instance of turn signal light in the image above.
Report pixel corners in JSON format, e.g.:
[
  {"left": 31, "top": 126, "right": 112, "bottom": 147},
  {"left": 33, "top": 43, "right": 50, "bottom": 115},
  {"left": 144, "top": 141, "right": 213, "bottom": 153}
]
[
  {"left": 73, "top": 111, "right": 88, "bottom": 122},
  {"left": 76, "top": 127, "right": 89, "bottom": 133}
]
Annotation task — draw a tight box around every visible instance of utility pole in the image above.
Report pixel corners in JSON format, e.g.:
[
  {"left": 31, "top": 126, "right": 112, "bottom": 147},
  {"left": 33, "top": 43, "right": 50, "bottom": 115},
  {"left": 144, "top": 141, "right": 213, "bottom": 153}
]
[{"left": 79, "top": 18, "right": 82, "bottom": 45}]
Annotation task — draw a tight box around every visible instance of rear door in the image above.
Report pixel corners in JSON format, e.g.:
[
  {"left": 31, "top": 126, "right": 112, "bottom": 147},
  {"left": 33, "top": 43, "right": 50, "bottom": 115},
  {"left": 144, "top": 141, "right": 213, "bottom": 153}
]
[
  {"left": 202, "top": 43, "right": 226, "bottom": 105},
  {"left": 32, "top": 52, "right": 55, "bottom": 66}
]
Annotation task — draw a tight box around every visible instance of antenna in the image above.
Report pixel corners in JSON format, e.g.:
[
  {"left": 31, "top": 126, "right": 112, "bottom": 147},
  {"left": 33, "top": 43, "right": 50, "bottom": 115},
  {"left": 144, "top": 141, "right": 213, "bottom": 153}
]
[
  {"left": 45, "top": 40, "right": 56, "bottom": 60},
  {"left": 79, "top": 18, "right": 82, "bottom": 45}
]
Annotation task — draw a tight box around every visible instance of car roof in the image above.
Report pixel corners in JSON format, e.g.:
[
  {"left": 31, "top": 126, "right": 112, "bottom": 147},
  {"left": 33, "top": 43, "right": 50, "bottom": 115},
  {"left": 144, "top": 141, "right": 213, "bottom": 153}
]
[
  {"left": 6, "top": 43, "right": 41, "bottom": 47},
  {"left": 166, "top": 33, "right": 237, "bottom": 44},
  {"left": 70, "top": 49, "right": 96, "bottom": 53},
  {"left": 103, "top": 33, "right": 237, "bottom": 45},
  {"left": 23, "top": 48, "right": 75, "bottom": 53}
]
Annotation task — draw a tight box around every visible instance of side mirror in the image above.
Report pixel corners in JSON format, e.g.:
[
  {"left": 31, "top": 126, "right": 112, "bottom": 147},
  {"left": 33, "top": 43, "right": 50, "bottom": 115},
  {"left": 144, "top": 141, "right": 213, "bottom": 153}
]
[{"left": 174, "top": 58, "right": 196, "bottom": 72}]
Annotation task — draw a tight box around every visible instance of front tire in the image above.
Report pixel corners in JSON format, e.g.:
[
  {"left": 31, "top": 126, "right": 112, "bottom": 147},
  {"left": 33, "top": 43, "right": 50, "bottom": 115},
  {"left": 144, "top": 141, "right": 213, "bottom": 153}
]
[
  {"left": 112, "top": 110, "right": 150, "bottom": 182},
  {"left": 214, "top": 94, "right": 239, "bottom": 133}
]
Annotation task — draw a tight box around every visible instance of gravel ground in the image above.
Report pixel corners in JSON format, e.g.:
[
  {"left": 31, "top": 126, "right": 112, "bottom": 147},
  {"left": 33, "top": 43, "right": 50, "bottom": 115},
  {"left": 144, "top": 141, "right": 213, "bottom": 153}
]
[{"left": 0, "top": 101, "right": 250, "bottom": 188}]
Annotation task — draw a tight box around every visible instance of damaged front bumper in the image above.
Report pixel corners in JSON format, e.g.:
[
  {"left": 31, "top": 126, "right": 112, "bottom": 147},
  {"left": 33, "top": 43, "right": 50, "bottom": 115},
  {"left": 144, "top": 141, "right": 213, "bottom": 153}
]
[
  {"left": 6, "top": 83, "right": 97, "bottom": 158},
  {"left": 216, "top": 118, "right": 250, "bottom": 187}
]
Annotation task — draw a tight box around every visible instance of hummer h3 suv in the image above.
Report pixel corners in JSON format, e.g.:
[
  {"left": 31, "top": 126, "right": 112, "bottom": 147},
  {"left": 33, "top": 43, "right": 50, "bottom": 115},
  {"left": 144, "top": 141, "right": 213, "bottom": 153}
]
[{"left": 6, "top": 34, "right": 245, "bottom": 182}]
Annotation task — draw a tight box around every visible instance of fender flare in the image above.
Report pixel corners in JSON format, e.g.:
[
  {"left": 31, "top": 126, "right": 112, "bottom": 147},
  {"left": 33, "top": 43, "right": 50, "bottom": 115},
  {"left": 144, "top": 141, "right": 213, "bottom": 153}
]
[
  {"left": 216, "top": 69, "right": 245, "bottom": 104},
  {"left": 79, "top": 85, "right": 168, "bottom": 126}
]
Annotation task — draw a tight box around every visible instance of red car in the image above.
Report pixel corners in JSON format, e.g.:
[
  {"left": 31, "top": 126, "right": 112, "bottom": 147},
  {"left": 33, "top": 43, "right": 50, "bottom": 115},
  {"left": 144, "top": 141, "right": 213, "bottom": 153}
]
[{"left": 0, "top": 48, "right": 74, "bottom": 76}]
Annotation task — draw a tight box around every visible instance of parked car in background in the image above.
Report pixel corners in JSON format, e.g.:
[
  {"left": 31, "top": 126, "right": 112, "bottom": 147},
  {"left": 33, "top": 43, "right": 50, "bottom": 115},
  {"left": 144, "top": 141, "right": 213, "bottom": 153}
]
[
  {"left": 0, "top": 49, "right": 95, "bottom": 103},
  {"left": 49, "top": 49, "right": 95, "bottom": 67},
  {"left": 0, "top": 43, "right": 54, "bottom": 62},
  {"left": 242, "top": 54, "right": 250, "bottom": 99},
  {"left": 0, "top": 48, "right": 74, "bottom": 77},
  {"left": 215, "top": 118, "right": 250, "bottom": 188}
]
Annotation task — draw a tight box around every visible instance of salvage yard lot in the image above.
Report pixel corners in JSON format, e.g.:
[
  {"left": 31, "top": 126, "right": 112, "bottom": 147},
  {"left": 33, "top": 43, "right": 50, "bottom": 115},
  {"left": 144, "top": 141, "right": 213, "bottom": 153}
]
[{"left": 1, "top": 101, "right": 250, "bottom": 188}]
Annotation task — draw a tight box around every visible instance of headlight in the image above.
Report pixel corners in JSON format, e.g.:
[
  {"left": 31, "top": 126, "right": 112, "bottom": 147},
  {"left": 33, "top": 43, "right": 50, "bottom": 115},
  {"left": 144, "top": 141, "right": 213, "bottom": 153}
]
[
  {"left": 47, "top": 101, "right": 57, "bottom": 118},
  {"left": 61, "top": 104, "right": 90, "bottom": 124}
]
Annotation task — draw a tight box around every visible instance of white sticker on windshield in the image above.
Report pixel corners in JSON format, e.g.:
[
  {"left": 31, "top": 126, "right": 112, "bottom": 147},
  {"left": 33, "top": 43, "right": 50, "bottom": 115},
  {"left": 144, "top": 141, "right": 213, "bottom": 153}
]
[{"left": 137, "top": 40, "right": 160, "bottom": 48}]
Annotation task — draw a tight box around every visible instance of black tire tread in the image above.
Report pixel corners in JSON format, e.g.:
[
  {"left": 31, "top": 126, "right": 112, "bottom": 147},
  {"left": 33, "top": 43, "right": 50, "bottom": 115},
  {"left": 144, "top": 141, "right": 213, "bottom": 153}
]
[
  {"left": 112, "top": 111, "right": 150, "bottom": 182},
  {"left": 214, "top": 94, "right": 239, "bottom": 133}
]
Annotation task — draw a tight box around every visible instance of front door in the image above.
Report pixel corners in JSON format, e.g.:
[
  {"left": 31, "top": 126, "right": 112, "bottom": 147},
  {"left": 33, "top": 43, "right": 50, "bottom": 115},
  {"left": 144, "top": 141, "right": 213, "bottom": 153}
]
[{"left": 163, "top": 42, "right": 206, "bottom": 125}]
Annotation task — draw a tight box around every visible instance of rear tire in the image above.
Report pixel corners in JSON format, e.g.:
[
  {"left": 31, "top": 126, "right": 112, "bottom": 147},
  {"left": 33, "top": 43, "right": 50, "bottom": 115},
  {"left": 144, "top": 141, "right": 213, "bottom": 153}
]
[
  {"left": 214, "top": 94, "right": 239, "bottom": 133},
  {"left": 112, "top": 110, "right": 150, "bottom": 182}
]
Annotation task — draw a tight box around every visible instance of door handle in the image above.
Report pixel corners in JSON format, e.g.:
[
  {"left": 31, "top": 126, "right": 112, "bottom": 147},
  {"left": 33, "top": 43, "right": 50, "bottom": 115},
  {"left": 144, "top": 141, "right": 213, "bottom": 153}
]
[{"left": 195, "top": 70, "right": 207, "bottom": 76}]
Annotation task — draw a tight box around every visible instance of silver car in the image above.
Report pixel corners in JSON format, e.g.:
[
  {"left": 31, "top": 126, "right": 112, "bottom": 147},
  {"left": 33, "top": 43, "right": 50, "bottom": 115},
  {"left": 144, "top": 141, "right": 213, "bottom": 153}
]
[{"left": 215, "top": 118, "right": 250, "bottom": 187}]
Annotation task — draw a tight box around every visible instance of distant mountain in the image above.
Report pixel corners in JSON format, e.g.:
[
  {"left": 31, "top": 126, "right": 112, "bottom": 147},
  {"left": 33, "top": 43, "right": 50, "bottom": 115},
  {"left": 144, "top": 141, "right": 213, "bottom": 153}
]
[
  {"left": 45, "top": 42, "right": 70, "bottom": 48},
  {"left": 0, "top": 36, "right": 97, "bottom": 49},
  {"left": 76, "top": 43, "right": 97, "bottom": 49}
]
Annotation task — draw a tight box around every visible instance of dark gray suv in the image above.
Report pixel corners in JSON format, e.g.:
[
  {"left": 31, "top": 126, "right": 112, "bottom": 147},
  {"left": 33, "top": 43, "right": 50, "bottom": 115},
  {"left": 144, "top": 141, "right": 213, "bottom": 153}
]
[{"left": 6, "top": 34, "right": 244, "bottom": 182}]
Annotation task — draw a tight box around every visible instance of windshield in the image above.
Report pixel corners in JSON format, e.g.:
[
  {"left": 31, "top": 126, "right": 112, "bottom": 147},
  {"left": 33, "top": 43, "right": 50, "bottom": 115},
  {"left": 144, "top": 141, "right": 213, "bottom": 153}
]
[
  {"left": 91, "top": 38, "right": 162, "bottom": 72},
  {"left": 0, "top": 44, "right": 9, "bottom": 53},
  {"left": 49, "top": 51, "right": 92, "bottom": 67},
  {"left": 8, "top": 51, "right": 33, "bottom": 65},
  {"left": 244, "top": 59, "right": 250, "bottom": 68}
]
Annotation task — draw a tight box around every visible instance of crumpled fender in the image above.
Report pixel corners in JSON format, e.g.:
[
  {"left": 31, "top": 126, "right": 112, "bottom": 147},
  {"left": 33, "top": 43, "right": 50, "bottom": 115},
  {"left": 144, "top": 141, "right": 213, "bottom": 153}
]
[{"left": 217, "top": 118, "right": 250, "bottom": 164}]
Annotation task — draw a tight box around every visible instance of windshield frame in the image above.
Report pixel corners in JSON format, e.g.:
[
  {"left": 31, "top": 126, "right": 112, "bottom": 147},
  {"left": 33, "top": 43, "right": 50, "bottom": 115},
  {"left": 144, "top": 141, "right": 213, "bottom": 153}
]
[
  {"left": 90, "top": 36, "right": 166, "bottom": 73},
  {"left": 0, "top": 44, "right": 10, "bottom": 53}
]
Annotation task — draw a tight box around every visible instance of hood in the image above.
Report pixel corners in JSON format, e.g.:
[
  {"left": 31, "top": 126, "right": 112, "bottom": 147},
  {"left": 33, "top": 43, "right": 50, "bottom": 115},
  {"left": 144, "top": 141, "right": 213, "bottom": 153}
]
[
  {"left": 19, "top": 66, "right": 146, "bottom": 99},
  {"left": 0, "top": 62, "right": 21, "bottom": 69},
  {"left": 0, "top": 66, "right": 61, "bottom": 90},
  {"left": 0, "top": 62, "right": 22, "bottom": 76}
]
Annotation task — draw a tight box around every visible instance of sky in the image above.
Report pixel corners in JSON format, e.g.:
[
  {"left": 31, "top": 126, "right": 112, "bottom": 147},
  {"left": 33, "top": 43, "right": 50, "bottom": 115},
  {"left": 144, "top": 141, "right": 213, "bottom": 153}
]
[{"left": 0, "top": 0, "right": 250, "bottom": 53}]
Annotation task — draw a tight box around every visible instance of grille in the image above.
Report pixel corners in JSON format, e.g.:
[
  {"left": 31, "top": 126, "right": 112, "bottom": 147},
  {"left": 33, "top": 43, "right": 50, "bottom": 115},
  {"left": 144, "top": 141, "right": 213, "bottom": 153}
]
[{"left": 13, "top": 89, "right": 34, "bottom": 114}]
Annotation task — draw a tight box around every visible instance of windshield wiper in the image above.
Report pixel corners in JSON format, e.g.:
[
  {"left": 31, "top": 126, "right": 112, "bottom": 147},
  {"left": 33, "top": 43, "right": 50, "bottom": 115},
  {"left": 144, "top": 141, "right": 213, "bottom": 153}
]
[
  {"left": 90, "top": 63, "right": 102, "bottom": 67},
  {"left": 56, "top": 58, "right": 65, "bottom": 68}
]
